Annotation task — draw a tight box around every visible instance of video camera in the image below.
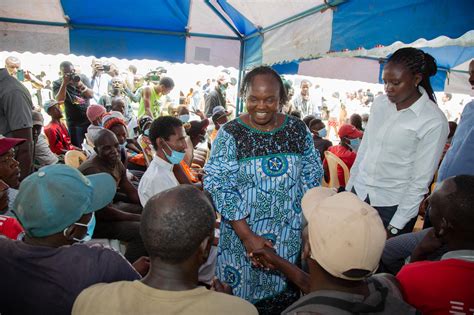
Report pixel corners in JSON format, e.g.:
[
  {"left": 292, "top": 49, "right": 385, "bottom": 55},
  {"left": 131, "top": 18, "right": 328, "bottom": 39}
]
[
  {"left": 94, "top": 62, "right": 111, "bottom": 72},
  {"left": 67, "top": 73, "right": 81, "bottom": 83}
]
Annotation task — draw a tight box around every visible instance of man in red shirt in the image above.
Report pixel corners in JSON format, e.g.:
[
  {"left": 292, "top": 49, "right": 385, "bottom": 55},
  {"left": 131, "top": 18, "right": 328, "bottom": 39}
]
[
  {"left": 43, "top": 100, "right": 79, "bottom": 155},
  {"left": 396, "top": 175, "right": 474, "bottom": 314},
  {"left": 323, "top": 124, "right": 362, "bottom": 187}
]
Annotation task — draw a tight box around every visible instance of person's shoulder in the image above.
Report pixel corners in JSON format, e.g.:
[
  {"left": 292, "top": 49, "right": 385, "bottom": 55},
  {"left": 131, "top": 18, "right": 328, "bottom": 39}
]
[
  {"left": 206, "top": 290, "right": 258, "bottom": 314},
  {"left": 77, "top": 158, "right": 100, "bottom": 174},
  {"left": 371, "top": 94, "right": 389, "bottom": 110},
  {"left": 69, "top": 243, "right": 138, "bottom": 274},
  {"left": 424, "top": 98, "right": 448, "bottom": 121},
  {"left": 286, "top": 115, "right": 308, "bottom": 133},
  {"left": 72, "top": 281, "right": 125, "bottom": 313},
  {"left": 220, "top": 118, "right": 241, "bottom": 139},
  {"left": 397, "top": 260, "right": 438, "bottom": 281},
  {"left": 52, "top": 79, "right": 61, "bottom": 88}
]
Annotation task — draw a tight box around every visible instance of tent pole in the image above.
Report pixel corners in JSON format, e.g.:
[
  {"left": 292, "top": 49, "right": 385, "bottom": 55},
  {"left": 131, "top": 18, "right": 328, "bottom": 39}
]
[
  {"left": 236, "top": 38, "right": 246, "bottom": 115},
  {"left": 0, "top": 17, "right": 67, "bottom": 27}
]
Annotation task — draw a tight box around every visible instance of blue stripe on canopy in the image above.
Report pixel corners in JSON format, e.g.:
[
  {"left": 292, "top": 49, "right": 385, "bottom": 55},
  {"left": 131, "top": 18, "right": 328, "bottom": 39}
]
[
  {"left": 217, "top": 0, "right": 257, "bottom": 36},
  {"left": 70, "top": 29, "right": 186, "bottom": 62},
  {"left": 61, "top": 0, "right": 189, "bottom": 32},
  {"left": 272, "top": 62, "right": 299, "bottom": 75},
  {"left": 422, "top": 46, "right": 474, "bottom": 69},
  {"left": 331, "top": 0, "right": 474, "bottom": 51},
  {"left": 243, "top": 36, "right": 263, "bottom": 68}
]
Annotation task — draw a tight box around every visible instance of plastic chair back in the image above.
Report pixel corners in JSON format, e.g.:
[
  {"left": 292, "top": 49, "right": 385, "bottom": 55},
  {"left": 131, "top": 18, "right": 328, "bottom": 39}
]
[
  {"left": 64, "top": 150, "right": 87, "bottom": 168},
  {"left": 137, "top": 134, "right": 155, "bottom": 166},
  {"left": 324, "top": 150, "right": 350, "bottom": 188}
]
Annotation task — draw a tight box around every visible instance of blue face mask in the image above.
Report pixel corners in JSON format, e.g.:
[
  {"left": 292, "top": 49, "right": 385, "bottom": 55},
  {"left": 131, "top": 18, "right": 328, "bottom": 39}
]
[
  {"left": 143, "top": 129, "right": 150, "bottom": 137},
  {"left": 179, "top": 114, "right": 190, "bottom": 123},
  {"left": 349, "top": 138, "right": 361, "bottom": 151},
  {"left": 318, "top": 128, "right": 327, "bottom": 138},
  {"left": 66, "top": 213, "right": 96, "bottom": 243},
  {"left": 162, "top": 139, "right": 185, "bottom": 164},
  {"left": 119, "top": 143, "right": 127, "bottom": 150}
]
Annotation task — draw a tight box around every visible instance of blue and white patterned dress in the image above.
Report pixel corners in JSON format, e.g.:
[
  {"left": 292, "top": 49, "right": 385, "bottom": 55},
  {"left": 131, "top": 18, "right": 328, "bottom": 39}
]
[{"left": 204, "top": 115, "right": 323, "bottom": 303}]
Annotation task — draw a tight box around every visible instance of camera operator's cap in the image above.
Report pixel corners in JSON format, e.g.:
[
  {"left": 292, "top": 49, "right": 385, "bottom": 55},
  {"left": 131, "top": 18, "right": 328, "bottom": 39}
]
[
  {"left": 302, "top": 189, "right": 386, "bottom": 281},
  {"left": 12, "top": 164, "right": 116, "bottom": 238},
  {"left": 0, "top": 135, "right": 26, "bottom": 156},
  {"left": 43, "top": 99, "right": 59, "bottom": 113},
  {"left": 338, "top": 124, "right": 363, "bottom": 139}
]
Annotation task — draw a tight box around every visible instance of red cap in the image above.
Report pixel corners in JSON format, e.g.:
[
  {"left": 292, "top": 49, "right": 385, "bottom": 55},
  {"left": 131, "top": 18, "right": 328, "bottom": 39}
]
[
  {"left": 0, "top": 135, "right": 26, "bottom": 156},
  {"left": 338, "top": 124, "right": 363, "bottom": 139},
  {"left": 0, "top": 216, "right": 24, "bottom": 240}
]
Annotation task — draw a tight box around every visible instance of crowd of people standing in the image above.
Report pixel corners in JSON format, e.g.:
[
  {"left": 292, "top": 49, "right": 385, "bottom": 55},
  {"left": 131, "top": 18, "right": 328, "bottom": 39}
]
[{"left": 0, "top": 47, "right": 473, "bottom": 314}]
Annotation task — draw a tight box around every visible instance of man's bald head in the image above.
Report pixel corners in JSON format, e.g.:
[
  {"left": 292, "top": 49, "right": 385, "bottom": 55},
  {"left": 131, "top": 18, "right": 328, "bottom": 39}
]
[
  {"left": 5, "top": 56, "right": 21, "bottom": 76},
  {"left": 140, "top": 185, "right": 215, "bottom": 263},
  {"left": 430, "top": 175, "right": 474, "bottom": 244},
  {"left": 93, "top": 129, "right": 120, "bottom": 165},
  {"left": 94, "top": 129, "right": 118, "bottom": 147}
]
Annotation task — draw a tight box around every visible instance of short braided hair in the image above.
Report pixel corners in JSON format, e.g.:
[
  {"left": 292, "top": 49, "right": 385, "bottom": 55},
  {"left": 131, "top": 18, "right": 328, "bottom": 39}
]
[{"left": 240, "top": 66, "right": 288, "bottom": 107}]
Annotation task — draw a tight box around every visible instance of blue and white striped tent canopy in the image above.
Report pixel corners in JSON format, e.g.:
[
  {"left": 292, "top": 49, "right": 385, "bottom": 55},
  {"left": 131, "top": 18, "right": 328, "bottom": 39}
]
[{"left": 1, "top": 0, "right": 473, "bottom": 92}]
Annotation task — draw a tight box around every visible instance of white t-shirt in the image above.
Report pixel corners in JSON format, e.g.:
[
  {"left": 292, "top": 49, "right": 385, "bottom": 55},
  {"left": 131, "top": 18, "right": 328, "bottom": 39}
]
[{"left": 138, "top": 156, "right": 179, "bottom": 206}]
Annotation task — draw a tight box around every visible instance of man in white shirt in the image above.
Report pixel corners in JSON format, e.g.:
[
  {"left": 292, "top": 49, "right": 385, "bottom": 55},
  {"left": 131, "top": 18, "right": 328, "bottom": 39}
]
[
  {"left": 293, "top": 80, "right": 320, "bottom": 117},
  {"left": 90, "top": 59, "right": 112, "bottom": 103},
  {"left": 138, "top": 116, "right": 187, "bottom": 206}
]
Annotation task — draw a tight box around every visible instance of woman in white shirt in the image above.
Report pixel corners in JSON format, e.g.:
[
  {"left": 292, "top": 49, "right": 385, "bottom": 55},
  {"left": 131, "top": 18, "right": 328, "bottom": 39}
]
[{"left": 347, "top": 47, "right": 448, "bottom": 237}]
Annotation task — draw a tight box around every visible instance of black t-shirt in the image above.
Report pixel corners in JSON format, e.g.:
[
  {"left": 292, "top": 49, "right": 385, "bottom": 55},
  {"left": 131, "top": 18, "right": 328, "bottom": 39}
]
[
  {"left": 52, "top": 74, "right": 92, "bottom": 126},
  {"left": 0, "top": 238, "right": 140, "bottom": 315}
]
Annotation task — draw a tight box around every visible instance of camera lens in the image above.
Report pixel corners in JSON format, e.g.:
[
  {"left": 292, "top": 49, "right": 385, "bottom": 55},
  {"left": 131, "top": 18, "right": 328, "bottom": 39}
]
[{"left": 72, "top": 74, "right": 81, "bottom": 83}]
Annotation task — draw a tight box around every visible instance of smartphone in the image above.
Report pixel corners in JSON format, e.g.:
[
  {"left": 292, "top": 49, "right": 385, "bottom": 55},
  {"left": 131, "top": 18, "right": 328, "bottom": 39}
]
[{"left": 16, "top": 69, "right": 25, "bottom": 81}]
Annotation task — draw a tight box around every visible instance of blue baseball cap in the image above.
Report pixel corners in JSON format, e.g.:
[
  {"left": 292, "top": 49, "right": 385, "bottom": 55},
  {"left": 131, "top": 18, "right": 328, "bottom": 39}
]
[{"left": 13, "top": 165, "right": 116, "bottom": 238}]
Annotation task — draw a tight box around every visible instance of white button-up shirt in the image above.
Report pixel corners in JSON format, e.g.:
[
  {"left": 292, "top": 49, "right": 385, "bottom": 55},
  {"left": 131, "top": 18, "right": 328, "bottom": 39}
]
[
  {"left": 347, "top": 87, "right": 448, "bottom": 229},
  {"left": 138, "top": 155, "right": 179, "bottom": 206}
]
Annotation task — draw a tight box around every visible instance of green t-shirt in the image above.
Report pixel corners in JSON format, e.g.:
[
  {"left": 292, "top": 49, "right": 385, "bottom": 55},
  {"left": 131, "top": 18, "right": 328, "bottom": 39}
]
[{"left": 138, "top": 84, "right": 161, "bottom": 118}]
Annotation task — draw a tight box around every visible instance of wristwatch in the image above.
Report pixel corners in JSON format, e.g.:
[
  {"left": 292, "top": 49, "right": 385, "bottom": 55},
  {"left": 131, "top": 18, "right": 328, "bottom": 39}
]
[{"left": 387, "top": 225, "right": 399, "bottom": 236}]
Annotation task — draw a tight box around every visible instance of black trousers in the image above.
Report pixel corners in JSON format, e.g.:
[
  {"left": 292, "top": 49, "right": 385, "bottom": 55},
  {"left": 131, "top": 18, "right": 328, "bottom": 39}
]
[{"left": 93, "top": 202, "right": 147, "bottom": 263}]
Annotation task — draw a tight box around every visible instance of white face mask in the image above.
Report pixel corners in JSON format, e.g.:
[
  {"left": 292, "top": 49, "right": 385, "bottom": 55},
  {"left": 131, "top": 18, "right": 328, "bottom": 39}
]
[
  {"left": 179, "top": 114, "right": 190, "bottom": 123},
  {"left": 64, "top": 213, "right": 96, "bottom": 243}
]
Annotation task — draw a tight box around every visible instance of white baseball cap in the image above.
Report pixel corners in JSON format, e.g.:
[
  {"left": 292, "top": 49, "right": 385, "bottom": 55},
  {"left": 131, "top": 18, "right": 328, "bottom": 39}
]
[{"left": 302, "top": 188, "right": 386, "bottom": 280}]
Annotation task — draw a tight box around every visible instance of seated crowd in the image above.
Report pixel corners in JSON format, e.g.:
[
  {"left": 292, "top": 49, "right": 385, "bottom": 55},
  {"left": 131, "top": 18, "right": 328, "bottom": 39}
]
[{"left": 0, "top": 51, "right": 473, "bottom": 315}]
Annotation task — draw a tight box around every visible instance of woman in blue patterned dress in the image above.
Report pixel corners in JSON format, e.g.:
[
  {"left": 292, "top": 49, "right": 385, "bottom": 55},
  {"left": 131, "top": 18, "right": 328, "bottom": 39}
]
[{"left": 204, "top": 66, "right": 323, "bottom": 314}]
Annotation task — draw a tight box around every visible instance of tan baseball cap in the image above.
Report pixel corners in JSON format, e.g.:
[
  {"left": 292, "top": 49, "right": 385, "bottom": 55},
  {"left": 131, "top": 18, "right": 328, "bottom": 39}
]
[{"left": 302, "top": 188, "right": 386, "bottom": 281}]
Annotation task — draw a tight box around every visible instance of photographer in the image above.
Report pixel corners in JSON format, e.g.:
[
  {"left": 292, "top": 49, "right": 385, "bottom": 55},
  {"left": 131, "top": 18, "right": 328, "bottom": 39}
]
[
  {"left": 90, "top": 59, "right": 112, "bottom": 102},
  {"left": 53, "top": 61, "right": 93, "bottom": 147}
]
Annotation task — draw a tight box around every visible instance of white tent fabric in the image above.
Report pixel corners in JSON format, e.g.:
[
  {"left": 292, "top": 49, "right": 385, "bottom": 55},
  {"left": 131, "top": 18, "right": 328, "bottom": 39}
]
[{"left": 0, "top": 0, "right": 472, "bottom": 97}]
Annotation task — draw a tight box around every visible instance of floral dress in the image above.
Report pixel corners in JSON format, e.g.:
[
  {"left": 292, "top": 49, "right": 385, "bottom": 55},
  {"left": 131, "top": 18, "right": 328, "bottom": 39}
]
[{"left": 204, "top": 115, "right": 323, "bottom": 305}]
